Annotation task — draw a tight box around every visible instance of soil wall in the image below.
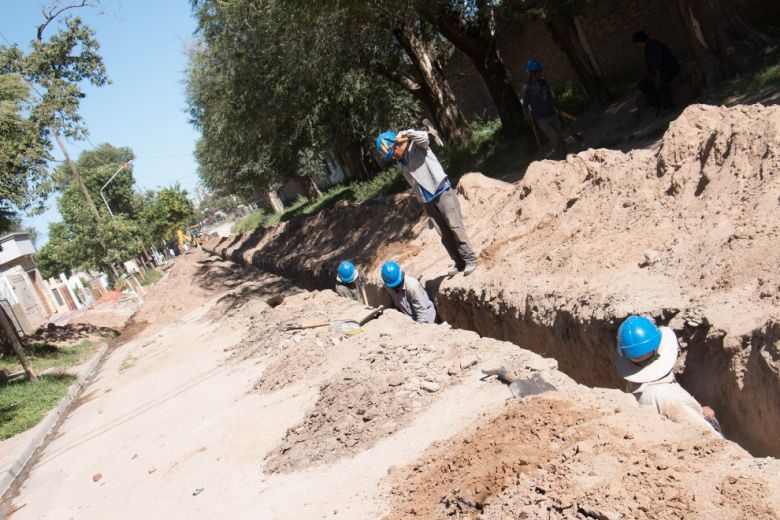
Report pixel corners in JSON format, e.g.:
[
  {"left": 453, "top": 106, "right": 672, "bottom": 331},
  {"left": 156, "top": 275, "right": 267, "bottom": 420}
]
[{"left": 205, "top": 104, "right": 780, "bottom": 457}]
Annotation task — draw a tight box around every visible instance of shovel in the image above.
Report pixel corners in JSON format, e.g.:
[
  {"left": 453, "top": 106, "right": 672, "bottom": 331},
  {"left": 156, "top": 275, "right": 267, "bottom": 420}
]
[
  {"left": 481, "top": 366, "right": 557, "bottom": 399},
  {"left": 329, "top": 305, "right": 385, "bottom": 334},
  {"left": 281, "top": 306, "right": 384, "bottom": 333}
]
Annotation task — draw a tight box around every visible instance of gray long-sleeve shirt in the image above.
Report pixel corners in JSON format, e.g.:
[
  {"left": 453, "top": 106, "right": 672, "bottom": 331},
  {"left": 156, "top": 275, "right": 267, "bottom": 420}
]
[
  {"left": 398, "top": 129, "right": 448, "bottom": 202},
  {"left": 384, "top": 274, "right": 436, "bottom": 324}
]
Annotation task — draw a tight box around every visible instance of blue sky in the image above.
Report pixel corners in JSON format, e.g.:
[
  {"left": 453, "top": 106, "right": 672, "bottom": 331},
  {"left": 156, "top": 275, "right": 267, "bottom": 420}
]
[{"left": 3, "top": 0, "right": 201, "bottom": 246}]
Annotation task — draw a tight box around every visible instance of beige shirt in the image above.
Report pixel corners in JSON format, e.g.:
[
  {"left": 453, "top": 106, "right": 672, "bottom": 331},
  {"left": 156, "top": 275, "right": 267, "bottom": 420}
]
[{"left": 627, "top": 371, "right": 718, "bottom": 433}]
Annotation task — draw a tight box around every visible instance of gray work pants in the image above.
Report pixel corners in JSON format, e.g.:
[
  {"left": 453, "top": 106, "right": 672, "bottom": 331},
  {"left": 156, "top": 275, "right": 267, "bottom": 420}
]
[
  {"left": 424, "top": 188, "right": 477, "bottom": 268},
  {"left": 536, "top": 116, "right": 566, "bottom": 160}
]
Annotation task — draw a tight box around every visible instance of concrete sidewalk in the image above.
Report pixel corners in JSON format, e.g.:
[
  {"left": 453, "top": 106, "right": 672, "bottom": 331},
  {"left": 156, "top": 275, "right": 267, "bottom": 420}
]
[{"left": 0, "top": 343, "right": 108, "bottom": 498}]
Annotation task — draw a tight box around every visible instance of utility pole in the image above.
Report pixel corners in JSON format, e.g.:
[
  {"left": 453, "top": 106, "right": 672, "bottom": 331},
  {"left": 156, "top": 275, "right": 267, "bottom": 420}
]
[{"left": 53, "top": 129, "right": 101, "bottom": 221}]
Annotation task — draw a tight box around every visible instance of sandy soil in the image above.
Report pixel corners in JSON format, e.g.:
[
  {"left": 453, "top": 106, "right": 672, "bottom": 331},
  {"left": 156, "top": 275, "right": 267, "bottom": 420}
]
[
  {"left": 205, "top": 104, "right": 780, "bottom": 457},
  {"left": 4, "top": 250, "right": 778, "bottom": 520}
]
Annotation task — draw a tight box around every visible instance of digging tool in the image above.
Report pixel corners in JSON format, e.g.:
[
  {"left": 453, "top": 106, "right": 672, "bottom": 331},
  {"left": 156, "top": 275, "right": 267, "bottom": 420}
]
[
  {"left": 422, "top": 118, "right": 445, "bottom": 147},
  {"left": 329, "top": 305, "right": 385, "bottom": 334},
  {"left": 280, "top": 306, "right": 385, "bottom": 333},
  {"left": 481, "top": 366, "right": 557, "bottom": 399}
]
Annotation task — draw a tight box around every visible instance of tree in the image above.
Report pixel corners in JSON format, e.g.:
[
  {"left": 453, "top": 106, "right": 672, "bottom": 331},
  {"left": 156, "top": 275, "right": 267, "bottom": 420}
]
[
  {"left": 659, "top": 0, "right": 773, "bottom": 91},
  {"left": 187, "top": 0, "right": 420, "bottom": 200},
  {"left": 36, "top": 144, "right": 193, "bottom": 278},
  {"left": 419, "top": 0, "right": 526, "bottom": 135},
  {"left": 138, "top": 185, "right": 194, "bottom": 246},
  {"left": 536, "top": 0, "right": 611, "bottom": 106},
  {"left": 0, "top": 73, "right": 49, "bottom": 232}
]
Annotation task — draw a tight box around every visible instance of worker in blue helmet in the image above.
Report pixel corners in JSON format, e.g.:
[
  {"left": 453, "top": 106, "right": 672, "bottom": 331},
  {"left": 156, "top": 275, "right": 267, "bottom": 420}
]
[
  {"left": 380, "top": 260, "right": 436, "bottom": 324},
  {"left": 335, "top": 260, "right": 367, "bottom": 304},
  {"left": 616, "top": 316, "right": 720, "bottom": 434},
  {"left": 375, "top": 128, "right": 478, "bottom": 278},
  {"left": 522, "top": 59, "right": 567, "bottom": 160}
]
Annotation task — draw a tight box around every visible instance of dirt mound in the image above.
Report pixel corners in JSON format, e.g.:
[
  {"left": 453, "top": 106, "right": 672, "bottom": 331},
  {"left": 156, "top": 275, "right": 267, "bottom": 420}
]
[
  {"left": 29, "top": 322, "right": 117, "bottom": 344},
  {"left": 134, "top": 251, "right": 236, "bottom": 327},
  {"left": 386, "top": 398, "right": 587, "bottom": 518},
  {"left": 205, "top": 104, "right": 780, "bottom": 456},
  {"left": 386, "top": 393, "right": 779, "bottom": 520},
  {"left": 263, "top": 317, "right": 485, "bottom": 473}
]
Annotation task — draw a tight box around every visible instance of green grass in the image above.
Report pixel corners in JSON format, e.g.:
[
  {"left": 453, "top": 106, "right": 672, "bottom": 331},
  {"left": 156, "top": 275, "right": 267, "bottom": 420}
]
[
  {"left": 139, "top": 269, "right": 163, "bottom": 286},
  {"left": 0, "top": 339, "right": 101, "bottom": 374},
  {"left": 0, "top": 374, "right": 76, "bottom": 440},
  {"left": 720, "top": 55, "right": 780, "bottom": 102},
  {"left": 227, "top": 119, "right": 530, "bottom": 234}
]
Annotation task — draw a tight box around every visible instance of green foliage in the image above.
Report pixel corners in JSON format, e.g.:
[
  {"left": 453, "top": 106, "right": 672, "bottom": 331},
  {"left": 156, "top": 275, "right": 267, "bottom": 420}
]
[
  {"left": 350, "top": 169, "right": 406, "bottom": 203},
  {"left": 138, "top": 185, "right": 194, "bottom": 245},
  {"left": 720, "top": 54, "right": 780, "bottom": 102},
  {"left": 139, "top": 269, "right": 163, "bottom": 286},
  {"left": 186, "top": 0, "right": 419, "bottom": 199},
  {"left": 0, "top": 14, "right": 108, "bottom": 229},
  {"left": 231, "top": 210, "right": 270, "bottom": 234},
  {"left": 556, "top": 81, "right": 587, "bottom": 114},
  {"left": 0, "top": 374, "right": 76, "bottom": 440},
  {"left": 36, "top": 144, "right": 193, "bottom": 278},
  {"left": 0, "top": 340, "right": 100, "bottom": 374}
]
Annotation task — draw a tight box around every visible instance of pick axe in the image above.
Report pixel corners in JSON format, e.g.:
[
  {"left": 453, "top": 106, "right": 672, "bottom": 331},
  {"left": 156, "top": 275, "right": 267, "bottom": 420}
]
[{"left": 481, "top": 366, "right": 557, "bottom": 399}]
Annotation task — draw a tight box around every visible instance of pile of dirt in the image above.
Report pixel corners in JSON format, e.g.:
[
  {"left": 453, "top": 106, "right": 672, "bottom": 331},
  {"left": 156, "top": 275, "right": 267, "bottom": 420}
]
[
  {"left": 134, "top": 252, "right": 237, "bottom": 327},
  {"left": 29, "top": 322, "right": 118, "bottom": 344},
  {"left": 386, "top": 393, "right": 780, "bottom": 520},
  {"left": 263, "top": 316, "right": 487, "bottom": 473},
  {"left": 205, "top": 104, "right": 780, "bottom": 456}
]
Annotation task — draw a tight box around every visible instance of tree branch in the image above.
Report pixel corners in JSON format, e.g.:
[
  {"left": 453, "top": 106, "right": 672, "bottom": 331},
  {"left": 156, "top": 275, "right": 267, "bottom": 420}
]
[{"left": 37, "top": 1, "right": 98, "bottom": 41}]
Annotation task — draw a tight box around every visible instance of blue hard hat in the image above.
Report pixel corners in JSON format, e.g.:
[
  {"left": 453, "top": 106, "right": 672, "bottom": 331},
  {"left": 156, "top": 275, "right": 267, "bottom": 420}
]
[
  {"left": 526, "top": 59, "right": 543, "bottom": 72},
  {"left": 376, "top": 131, "right": 397, "bottom": 161},
  {"left": 381, "top": 260, "right": 404, "bottom": 288},
  {"left": 617, "top": 316, "right": 662, "bottom": 359},
  {"left": 336, "top": 261, "right": 357, "bottom": 283}
]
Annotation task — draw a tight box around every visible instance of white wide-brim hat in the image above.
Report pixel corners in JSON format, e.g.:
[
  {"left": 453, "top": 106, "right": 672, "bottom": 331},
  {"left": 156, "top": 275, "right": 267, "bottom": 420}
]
[{"left": 616, "top": 326, "right": 679, "bottom": 383}]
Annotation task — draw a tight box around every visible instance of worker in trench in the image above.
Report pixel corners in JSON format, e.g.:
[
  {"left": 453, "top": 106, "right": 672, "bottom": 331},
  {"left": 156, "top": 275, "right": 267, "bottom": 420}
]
[
  {"left": 380, "top": 260, "right": 436, "bottom": 324},
  {"left": 522, "top": 59, "right": 567, "bottom": 160},
  {"left": 375, "top": 129, "right": 479, "bottom": 278},
  {"left": 334, "top": 260, "right": 368, "bottom": 305},
  {"left": 615, "top": 316, "right": 721, "bottom": 434},
  {"left": 632, "top": 30, "right": 680, "bottom": 115}
]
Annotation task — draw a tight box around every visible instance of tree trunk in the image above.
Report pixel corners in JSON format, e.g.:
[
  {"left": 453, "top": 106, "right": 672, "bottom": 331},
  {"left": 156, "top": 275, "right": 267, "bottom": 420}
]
[
  {"left": 0, "top": 306, "right": 37, "bottom": 382},
  {"left": 429, "top": 5, "right": 525, "bottom": 136},
  {"left": 300, "top": 177, "right": 322, "bottom": 200},
  {"left": 662, "top": 0, "right": 773, "bottom": 90},
  {"left": 546, "top": 14, "right": 611, "bottom": 106},
  {"left": 393, "top": 22, "right": 473, "bottom": 144},
  {"left": 335, "top": 140, "right": 371, "bottom": 181},
  {"left": 266, "top": 190, "right": 284, "bottom": 214}
]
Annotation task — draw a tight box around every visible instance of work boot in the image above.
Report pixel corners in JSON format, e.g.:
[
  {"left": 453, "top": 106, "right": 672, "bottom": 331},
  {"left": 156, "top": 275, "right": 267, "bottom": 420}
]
[
  {"left": 463, "top": 262, "right": 478, "bottom": 276},
  {"left": 446, "top": 265, "right": 461, "bottom": 277}
]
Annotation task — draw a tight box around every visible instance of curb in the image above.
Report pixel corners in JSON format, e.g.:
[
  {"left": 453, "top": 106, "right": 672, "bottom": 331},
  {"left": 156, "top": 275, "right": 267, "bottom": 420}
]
[{"left": 0, "top": 344, "right": 109, "bottom": 498}]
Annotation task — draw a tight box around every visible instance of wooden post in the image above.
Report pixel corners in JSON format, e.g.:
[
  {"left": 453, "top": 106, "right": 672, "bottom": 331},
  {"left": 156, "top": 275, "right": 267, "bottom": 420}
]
[{"left": 0, "top": 306, "right": 37, "bottom": 382}]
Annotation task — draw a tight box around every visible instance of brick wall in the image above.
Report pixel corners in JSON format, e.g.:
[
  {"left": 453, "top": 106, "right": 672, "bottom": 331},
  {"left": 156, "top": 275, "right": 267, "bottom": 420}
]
[{"left": 443, "top": 0, "right": 780, "bottom": 122}]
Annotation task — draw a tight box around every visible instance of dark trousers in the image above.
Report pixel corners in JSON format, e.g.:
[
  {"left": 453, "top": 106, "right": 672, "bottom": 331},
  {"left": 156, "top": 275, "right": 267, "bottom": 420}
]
[
  {"left": 424, "top": 188, "right": 477, "bottom": 268},
  {"left": 639, "top": 72, "right": 676, "bottom": 110}
]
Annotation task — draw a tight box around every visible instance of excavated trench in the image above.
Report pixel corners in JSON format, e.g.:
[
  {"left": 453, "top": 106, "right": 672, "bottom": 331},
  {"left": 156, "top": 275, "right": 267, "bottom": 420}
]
[
  {"left": 204, "top": 104, "right": 780, "bottom": 458},
  {"left": 205, "top": 240, "right": 779, "bottom": 458}
]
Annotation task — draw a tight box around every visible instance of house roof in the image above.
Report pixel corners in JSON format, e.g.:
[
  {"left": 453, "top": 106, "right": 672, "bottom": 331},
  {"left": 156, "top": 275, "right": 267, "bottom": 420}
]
[{"left": 0, "top": 232, "right": 31, "bottom": 243}]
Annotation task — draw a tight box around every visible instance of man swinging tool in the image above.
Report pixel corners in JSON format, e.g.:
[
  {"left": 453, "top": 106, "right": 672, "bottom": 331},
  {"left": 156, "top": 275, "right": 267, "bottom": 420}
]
[{"left": 376, "top": 127, "right": 479, "bottom": 278}]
